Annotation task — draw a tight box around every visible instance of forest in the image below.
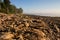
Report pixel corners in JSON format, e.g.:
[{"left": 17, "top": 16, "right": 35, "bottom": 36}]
[{"left": 0, "top": 0, "right": 23, "bottom": 14}]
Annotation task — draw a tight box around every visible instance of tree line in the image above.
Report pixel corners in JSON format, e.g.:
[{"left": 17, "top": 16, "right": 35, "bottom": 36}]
[{"left": 0, "top": 0, "right": 23, "bottom": 14}]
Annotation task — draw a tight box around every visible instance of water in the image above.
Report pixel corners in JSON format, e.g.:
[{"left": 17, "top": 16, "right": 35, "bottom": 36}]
[{"left": 24, "top": 13, "right": 60, "bottom": 17}]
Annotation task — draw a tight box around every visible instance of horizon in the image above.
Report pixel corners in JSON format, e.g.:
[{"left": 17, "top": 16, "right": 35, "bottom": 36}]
[{"left": 10, "top": 0, "right": 60, "bottom": 16}]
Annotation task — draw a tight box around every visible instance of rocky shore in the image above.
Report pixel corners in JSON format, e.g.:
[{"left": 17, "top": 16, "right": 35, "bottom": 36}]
[{"left": 0, "top": 13, "right": 60, "bottom": 40}]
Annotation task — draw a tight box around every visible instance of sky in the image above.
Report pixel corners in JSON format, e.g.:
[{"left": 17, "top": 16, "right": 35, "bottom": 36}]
[{"left": 10, "top": 0, "right": 60, "bottom": 16}]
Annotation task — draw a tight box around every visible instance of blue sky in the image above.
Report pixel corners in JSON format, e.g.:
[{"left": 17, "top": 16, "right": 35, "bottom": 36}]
[{"left": 10, "top": 0, "right": 60, "bottom": 16}]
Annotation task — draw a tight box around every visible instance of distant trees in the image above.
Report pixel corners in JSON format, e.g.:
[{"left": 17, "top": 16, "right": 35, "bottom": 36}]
[
  {"left": 0, "top": 0, "right": 5, "bottom": 13},
  {"left": 0, "top": 0, "right": 23, "bottom": 14},
  {"left": 0, "top": 0, "right": 2, "bottom": 10},
  {"left": 17, "top": 8, "right": 23, "bottom": 13},
  {"left": 9, "top": 5, "right": 23, "bottom": 14},
  {"left": 0, "top": 0, "right": 1, "bottom": 9},
  {"left": 9, "top": 5, "right": 16, "bottom": 13},
  {"left": 4, "top": 0, "right": 10, "bottom": 13}
]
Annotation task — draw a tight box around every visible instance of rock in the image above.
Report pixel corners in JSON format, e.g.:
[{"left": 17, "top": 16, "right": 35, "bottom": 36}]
[
  {"left": 0, "top": 13, "right": 59, "bottom": 40},
  {"left": 0, "top": 32, "right": 14, "bottom": 40},
  {"left": 54, "top": 24, "right": 60, "bottom": 32},
  {"left": 19, "top": 35, "right": 24, "bottom": 40},
  {"left": 25, "top": 22, "right": 29, "bottom": 27},
  {"left": 18, "top": 24, "right": 24, "bottom": 29},
  {"left": 32, "top": 29, "right": 46, "bottom": 37}
]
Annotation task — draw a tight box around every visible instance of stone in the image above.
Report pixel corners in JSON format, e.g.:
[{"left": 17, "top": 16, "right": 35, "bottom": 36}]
[
  {"left": 0, "top": 13, "right": 59, "bottom": 40},
  {"left": 0, "top": 32, "right": 14, "bottom": 40},
  {"left": 25, "top": 22, "right": 29, "bottom": 27}
]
